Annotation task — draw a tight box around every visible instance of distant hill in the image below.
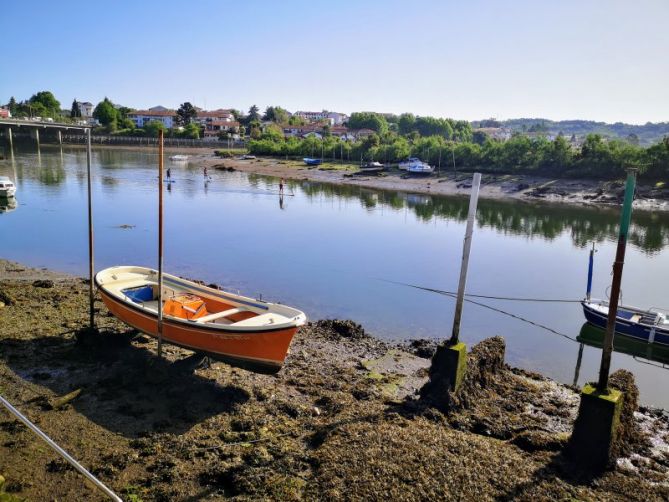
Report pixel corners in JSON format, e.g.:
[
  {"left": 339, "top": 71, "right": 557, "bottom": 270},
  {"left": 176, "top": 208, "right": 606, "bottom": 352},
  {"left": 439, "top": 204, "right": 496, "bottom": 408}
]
[{"left": 474, "top": 118, "right": 669, "bottom": 146}]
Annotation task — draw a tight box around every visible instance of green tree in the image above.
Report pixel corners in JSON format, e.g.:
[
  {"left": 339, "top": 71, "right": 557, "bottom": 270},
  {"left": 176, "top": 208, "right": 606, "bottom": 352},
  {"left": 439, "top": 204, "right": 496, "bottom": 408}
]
[
  {"left": 176, "top": 102, "right": 197, "bottom": 126},
  {"left": 70, "top": 99, "right": 81, "bottom": 118},
  {"left": 263, "top": 106, "right": 289, "bottom": 124},
  {"left": 398, "top": 113, "right": 416, "bottom": 135},
  {"left": 181, "top": 122, "right": 200, "bottom": 139},
  {"left": 144, "top": 120, "right": 166, "bottom": 137},
  {"left": 246, "top": 105, "right": 261, "bottom": 124},
  {"left": 29, "top": 91, "right": 60, "bottom": 117},
  {"left": 7, "top": 97, "right": 17, "bottom": 115},
  {"left": 93, "top": 97, "right": 120, "bottom": 130},
  {"left": 347, "top": 112, "right": 389, "bottom": 135}
]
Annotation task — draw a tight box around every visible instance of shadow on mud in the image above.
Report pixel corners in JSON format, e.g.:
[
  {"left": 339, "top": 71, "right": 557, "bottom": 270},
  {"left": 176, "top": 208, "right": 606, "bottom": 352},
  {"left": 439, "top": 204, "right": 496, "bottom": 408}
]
[{"left": 0, "top": 329, "right": 250, "bottom": 438}]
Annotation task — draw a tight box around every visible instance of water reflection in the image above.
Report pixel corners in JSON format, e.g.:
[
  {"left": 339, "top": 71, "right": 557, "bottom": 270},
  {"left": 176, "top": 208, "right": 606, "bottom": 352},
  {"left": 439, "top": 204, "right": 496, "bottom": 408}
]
[
  {"left": 285, "top": 179, "right": 669, "bottom": 254},
  {"left": 0, "top": 197, "right": 17, "bottom": 213}
]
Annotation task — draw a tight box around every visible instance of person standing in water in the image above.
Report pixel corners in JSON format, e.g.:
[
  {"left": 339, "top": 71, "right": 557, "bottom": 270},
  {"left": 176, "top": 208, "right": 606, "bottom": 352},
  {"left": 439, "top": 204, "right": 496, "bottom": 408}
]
[
  {"left": 279, "top": 178, "right": 284, "bottom": 195},
  {"left": 166, "top": 167, "right": 172, "bottom": 182},
  {"left": 204, "top": 166, "right": 208, "bottom": 179}
]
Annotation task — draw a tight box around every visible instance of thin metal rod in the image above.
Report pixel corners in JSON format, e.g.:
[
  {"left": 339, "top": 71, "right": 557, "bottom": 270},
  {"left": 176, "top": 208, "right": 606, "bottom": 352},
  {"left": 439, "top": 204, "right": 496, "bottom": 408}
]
[
  {"left": 86, "top": 129, "right": 95, "bottom": 330},
  {"left": 586, "top": 242, "right": 595, "bottom": 301},
  {"left": 449, "top": 172, "right": 482, "bottom": 345},
  {"left": 0, "top": 395, "right": 122, "bottom": 501},
  {"left": 157, "top": 129, "right": 164, "bottom": 357},
  {"left": 597, "top": 168, "right": 637, "bottom": 391}
]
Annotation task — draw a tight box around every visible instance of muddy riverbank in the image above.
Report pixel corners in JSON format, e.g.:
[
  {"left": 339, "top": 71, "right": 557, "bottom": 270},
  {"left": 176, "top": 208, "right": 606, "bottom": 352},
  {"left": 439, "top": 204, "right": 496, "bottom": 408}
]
[{"left": 0, "top": 259, "right": 668, "bottom": 500}]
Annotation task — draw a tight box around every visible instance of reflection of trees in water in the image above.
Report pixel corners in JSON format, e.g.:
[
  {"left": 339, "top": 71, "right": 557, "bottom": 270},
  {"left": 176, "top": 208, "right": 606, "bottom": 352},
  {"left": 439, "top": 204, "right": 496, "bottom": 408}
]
[
  {"left": 289, "top": 179, "right": 669, "bottom": 253},
  {"left": 38, "top": 165, "right": 66, "bottom": 186}
]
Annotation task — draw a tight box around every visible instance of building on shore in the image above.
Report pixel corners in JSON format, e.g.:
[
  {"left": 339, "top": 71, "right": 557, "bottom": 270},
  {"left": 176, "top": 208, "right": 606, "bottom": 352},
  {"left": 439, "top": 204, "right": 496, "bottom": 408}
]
[
  {"left": 0, "top": 108, "right": 11, "bottom": 119},
  {"left": 128, "top": 106, "right": 176, "bottom": 128},
  {"left": 76, "top": 101, "right": 94, "bottom": 118},
  {"left": 293, "top": 111, "right": 349, "bottom": 126}
]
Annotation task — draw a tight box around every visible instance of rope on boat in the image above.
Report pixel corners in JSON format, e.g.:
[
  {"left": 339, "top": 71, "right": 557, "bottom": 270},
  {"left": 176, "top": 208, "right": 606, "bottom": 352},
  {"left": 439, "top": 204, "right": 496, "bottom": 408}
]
[
  {"left": 0, "top": 394, "right": 122, "bottom": 502},
  {"left": 382, "top": 279, "right": 578, "bottom": 342}
]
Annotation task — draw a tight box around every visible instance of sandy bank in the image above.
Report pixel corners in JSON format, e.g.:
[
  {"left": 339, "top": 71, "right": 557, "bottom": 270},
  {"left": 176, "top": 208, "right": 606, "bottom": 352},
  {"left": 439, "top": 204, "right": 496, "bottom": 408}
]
[
  {"left": 0, "top": 260, "right": 668, "bottom": 500},
  {"left": 200, "top": 155, "right": 669, "bottom": 212}
]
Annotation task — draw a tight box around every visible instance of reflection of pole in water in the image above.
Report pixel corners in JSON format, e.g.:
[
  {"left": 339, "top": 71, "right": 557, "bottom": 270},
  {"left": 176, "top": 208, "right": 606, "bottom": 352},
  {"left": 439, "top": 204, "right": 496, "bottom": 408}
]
[{"left": 573, "top": 342, "right": 584, "bottom": 387}]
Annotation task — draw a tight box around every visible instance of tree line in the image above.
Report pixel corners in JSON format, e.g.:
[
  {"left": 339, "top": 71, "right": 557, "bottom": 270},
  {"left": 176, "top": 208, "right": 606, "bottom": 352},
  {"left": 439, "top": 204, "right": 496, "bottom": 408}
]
[{"left": 247, "top": 131, "right": 669, "bottom": 180}]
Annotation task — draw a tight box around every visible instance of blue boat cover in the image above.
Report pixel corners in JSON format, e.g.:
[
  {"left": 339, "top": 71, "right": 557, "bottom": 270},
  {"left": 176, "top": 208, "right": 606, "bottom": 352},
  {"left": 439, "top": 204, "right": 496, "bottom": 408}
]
[{"left": 123, "top": 285, "right": 154, "bottom": 303}]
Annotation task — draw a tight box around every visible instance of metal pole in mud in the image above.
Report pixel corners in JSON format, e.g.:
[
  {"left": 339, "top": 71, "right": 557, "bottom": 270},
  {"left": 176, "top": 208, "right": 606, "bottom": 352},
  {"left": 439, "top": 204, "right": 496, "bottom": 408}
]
[
  {"left": 0, "top": 394, "right": 122, "bottom": 501},
  {"left": 157, "top": 129, "right": 164, "bottom": 357},
  {"left": 86, "top": 128, "right": 95, "bottom": 330},
  {"left": 597, "top": 168, "right": 637, "bottom": 391},
  {"left": 449, "top": 172, "right": 481, "bottom": 345}
]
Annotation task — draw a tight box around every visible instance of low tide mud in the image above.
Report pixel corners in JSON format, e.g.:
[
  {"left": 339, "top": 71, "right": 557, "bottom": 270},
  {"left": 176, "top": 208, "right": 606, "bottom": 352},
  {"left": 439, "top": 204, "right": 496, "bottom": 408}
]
[{"left": 1, "top": 260, "right": 668, "bottom": 501}]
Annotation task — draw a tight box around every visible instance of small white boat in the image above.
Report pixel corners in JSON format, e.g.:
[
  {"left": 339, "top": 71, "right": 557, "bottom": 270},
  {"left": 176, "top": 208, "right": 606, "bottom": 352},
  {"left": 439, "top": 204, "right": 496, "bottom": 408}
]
[
  {"left": 398, "top": 157, "right": 420, "bottom": 170},
  {"left": 0, "top": 176, "right": 16, "bottom": 198},
  {"left": 169, "top": 155, "right": 189, "bottom": 162},
  {"left": 404, "top": 159, "right": 434, "bottom": 174}
]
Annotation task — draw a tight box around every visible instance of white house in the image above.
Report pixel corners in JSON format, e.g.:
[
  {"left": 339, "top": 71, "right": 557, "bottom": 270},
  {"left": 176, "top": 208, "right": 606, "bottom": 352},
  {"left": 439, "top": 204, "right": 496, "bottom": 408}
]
[
  {"left": 294, "top": 111, "right": 349, "bottom": 126},
  {"left": 76, "top": 101, "right": 94, "bottom": 118},
  {"left": 128, "top": 106, "right": 176, "bottom": 128}
]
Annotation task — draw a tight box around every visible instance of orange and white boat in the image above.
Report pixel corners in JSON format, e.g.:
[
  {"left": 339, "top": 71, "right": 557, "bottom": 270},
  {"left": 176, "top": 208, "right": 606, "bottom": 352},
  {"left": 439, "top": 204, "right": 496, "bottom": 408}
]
[{"left": 95, "top": 266, "right": 307, "bottom": 373}]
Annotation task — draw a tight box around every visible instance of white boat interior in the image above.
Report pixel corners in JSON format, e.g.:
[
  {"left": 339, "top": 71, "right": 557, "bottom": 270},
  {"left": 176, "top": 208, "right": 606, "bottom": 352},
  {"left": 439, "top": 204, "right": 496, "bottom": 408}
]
[
  {"left": 586, "top": 300, "right": 669, "bottom": 327},
  {"left": 96, "top": 266, "right": 306, "bottom": 330}
]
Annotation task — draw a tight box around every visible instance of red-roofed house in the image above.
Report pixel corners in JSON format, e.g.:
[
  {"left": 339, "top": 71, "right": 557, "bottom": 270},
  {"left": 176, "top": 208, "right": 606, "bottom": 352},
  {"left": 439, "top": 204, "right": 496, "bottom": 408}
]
[{"left": 128, "top": 106, "right": 176, "bottom": 128}]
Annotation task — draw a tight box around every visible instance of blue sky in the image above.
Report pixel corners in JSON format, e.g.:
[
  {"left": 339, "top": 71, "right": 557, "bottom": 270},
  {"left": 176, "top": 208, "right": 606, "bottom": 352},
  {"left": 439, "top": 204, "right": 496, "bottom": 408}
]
[{"left": 2, "top": 0, "right": 667, "bottom": 124}]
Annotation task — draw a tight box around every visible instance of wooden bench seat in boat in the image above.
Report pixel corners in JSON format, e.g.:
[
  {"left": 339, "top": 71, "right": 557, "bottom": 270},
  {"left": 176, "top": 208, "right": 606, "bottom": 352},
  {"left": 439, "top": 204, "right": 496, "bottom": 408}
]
[
  {"left": 231, "top": 312, "right": 287, "bottom": 327},
  {"left": 195, "top": 307, "right": 247, "bottom": 324}
]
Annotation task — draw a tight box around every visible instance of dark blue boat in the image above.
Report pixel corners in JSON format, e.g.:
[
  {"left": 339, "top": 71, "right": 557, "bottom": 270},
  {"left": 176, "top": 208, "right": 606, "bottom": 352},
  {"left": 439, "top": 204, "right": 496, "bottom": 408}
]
[
  {"left": 303, "top": 158, "right": 322, "bottom": 166},
  {"left": 582, "top": 300, "right": 669, "bottom": 346},
  {"left": 581, "top": 242, "right": 669, "bottom": 346}
]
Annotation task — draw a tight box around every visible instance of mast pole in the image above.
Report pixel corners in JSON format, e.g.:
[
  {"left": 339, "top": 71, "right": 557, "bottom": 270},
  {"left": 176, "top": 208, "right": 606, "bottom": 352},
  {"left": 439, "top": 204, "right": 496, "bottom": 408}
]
[
  {"left": 86, "top": 128, "right": 95, "bottom": 331},
  {"left": 157, "top": 130, "right": 164, "bottom": 357}
]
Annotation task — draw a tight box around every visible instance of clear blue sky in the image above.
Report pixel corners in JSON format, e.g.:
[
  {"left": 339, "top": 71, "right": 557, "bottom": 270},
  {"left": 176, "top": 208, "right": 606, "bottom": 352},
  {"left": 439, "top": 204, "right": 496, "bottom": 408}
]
[{"left": 2, "top": 0, "right": 667, "bottom": 124}]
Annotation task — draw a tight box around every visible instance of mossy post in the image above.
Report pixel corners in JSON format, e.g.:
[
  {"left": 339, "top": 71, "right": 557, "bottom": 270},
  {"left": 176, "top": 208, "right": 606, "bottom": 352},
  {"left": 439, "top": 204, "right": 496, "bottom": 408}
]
[
  {"left": 440, "top": 172, "right": 481, "bottom": 392},
  {"left": 571, "top": 168, "right": 637, "bottom": 470}
]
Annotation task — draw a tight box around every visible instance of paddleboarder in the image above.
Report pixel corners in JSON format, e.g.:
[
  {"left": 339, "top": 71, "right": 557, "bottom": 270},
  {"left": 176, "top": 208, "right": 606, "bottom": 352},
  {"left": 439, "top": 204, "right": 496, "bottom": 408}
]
[{"left": 166, "top": 167, "right": 172, "bottom": 182}]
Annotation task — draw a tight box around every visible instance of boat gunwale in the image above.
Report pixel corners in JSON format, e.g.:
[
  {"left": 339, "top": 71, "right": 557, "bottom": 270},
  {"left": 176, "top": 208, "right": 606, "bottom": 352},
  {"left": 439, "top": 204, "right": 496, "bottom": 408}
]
[{"left": 95, "top": 267, "right": 306, "bottom": 334}]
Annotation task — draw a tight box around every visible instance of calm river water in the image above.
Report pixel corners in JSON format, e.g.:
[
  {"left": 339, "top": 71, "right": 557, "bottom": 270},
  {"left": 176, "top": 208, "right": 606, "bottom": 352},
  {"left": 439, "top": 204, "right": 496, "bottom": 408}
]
[{"left": 1, "top": 146, "right": 668, "bottom": 407}]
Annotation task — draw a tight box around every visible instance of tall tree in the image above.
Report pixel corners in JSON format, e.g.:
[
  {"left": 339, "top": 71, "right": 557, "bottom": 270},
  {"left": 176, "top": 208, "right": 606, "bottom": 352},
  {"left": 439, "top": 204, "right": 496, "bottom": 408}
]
[
  {"left": 263, "top": 106, "right": 289, "bottom": 124},
  {"left": 7, "top": 97, "right": 17, "bottom": 115},
  {"left": 246, "top": 105, "right": 260, "bottom": 124},
  {"left": 93, "top": 97, "right": 120, "bottom": 130},
  {"left": 176, "top": 102, "right": 197, "bottom": 126},
  {"left": 70, "top": 99, "right": 81, "bottom": 118},
  {"left": 29, "top": 91, "right": 60, "bottom": 117}
]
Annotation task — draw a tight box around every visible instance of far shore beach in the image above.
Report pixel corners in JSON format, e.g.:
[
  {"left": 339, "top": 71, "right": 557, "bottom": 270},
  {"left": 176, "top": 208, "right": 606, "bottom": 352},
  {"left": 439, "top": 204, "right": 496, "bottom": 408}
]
[{"left": 42, "top": 143, "right": 669, "bottom": 211}]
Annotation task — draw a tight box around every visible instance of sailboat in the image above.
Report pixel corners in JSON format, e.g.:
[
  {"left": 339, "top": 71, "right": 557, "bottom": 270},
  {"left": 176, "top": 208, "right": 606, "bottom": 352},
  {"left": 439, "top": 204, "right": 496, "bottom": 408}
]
[{"left": 581, "top": 244, "right": 669, "bottom": 345}]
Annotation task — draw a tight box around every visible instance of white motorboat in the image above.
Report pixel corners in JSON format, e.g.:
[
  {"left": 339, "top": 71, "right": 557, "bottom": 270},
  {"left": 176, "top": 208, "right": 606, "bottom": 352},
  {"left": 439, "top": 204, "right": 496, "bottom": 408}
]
[
  {"left": 169, "top": 155, "right": 189, "bottom": 162},
  {"left": 0, "top": 176, "right": 16, "bottom": 198}
]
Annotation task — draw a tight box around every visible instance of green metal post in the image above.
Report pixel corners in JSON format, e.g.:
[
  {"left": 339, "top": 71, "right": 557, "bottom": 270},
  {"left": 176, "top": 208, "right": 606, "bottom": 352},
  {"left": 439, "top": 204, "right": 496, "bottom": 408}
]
[{"left": 597, "top": 168, "right": 637, "bottom": 391}]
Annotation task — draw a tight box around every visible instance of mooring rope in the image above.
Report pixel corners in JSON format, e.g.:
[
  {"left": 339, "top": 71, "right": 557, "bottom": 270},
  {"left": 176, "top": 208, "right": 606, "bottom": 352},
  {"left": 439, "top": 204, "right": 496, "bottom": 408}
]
[{"left": 381, "top": 279, "right": 579, "bottom": 342}]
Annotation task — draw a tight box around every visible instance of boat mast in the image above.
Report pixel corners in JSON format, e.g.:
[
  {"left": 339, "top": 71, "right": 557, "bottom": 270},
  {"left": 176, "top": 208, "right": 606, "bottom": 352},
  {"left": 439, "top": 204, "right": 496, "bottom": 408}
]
[
  {"left": 157, "top": 129, "right": 164, "bottom": 357},
  {"left": 586, "top": 242, "right": 596, "bottom": 301}
]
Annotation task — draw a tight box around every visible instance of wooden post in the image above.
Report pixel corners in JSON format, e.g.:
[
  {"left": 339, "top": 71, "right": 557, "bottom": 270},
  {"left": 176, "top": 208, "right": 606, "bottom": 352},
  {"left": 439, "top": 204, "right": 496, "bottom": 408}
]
[
  {"left": 597, "top": 168, "right": 637, "bottom": 391},
  {"left": 57, "top": 130, "right": 62, "bottom": 145},
  {"left": 449, "top": 172, "right": 482, "bottom": 345},
  {"left": 157, "top": 129, "right": 164, "bottom": 357},
  {"left": 86, "top": 128, "right": 95, "bottom": 330},
  {"left": 7, "top": 127, "right": 12, "bottom": 149}
]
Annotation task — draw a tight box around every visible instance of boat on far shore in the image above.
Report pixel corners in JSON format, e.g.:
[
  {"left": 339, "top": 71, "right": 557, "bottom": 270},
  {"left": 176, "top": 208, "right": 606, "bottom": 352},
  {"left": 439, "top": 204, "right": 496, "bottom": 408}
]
[
  {"left": 0, "top": 176, "right": 16, "bottom": 198},
  {"left": 358, "top": 161, "right": 385, "bottom": 173},
  {"left": 303, "top": 158, "right": 322, "bottom": 166},
  {"left": 169, "top": 155, "right": 189, "bottom": 162},
  {"left": 399, "top": 158, "right": 434, "bottom": 174}
]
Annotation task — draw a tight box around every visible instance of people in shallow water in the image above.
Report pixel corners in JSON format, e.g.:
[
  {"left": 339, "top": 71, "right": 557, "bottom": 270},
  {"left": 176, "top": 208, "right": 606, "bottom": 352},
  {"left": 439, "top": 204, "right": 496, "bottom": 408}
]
[
  {"left": 279, "top": 178, "right": 284, "bottom": 195},
  {"left": 166, "top": 168, "right": 171, "bottom": 181},
  {"left": 204, "top": 166, "right": 208, "bottom": 178}
]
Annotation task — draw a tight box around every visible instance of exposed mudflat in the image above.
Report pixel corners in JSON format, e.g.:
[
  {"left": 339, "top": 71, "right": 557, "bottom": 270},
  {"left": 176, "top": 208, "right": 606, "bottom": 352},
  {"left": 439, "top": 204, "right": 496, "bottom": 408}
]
[
  {"left": 202, "top": 155, "right": 669, "bottom": 212},
  {"left": 0, "top": 260, "right": 668, "bottom": 501}
]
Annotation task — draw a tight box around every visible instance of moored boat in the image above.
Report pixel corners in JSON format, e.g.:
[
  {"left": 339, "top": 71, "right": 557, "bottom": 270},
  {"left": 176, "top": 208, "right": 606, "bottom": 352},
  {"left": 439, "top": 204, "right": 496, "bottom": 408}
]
[
  {"left": 169, "top": 154, "right": 189, "bottom": 161},
  {"left": 0, "top": 176, "right": 16, "bottom": 198},
  {"left": 95, "top": 266, "right": 307, "bottom": 373},
  {"left": 303, "top": 158, "right": 322, "bottom": 166},
  {"left": 581, "top": 300, "right": 669, "bottom": 345},
  {"left": 358, "top": 161, "right": 385, "bottom": 173},
  {"left": 406, "top": 160, "right": 434, "bottom": 174}
]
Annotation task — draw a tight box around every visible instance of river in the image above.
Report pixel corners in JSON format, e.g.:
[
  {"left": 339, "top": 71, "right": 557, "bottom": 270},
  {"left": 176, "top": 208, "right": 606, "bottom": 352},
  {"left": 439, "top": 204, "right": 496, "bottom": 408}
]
[{"left": 1, "top": 145, "right": 668, "bottom": 407}]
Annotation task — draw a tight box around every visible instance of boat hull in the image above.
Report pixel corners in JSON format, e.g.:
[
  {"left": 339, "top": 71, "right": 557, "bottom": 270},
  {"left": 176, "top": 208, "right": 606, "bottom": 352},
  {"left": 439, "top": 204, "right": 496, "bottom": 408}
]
[
  {"left": 582, "top": 301, "right": 669, "bottom": 346},
  {"left": 96, "top": 268, "right": 305, "bottom": 374}
]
